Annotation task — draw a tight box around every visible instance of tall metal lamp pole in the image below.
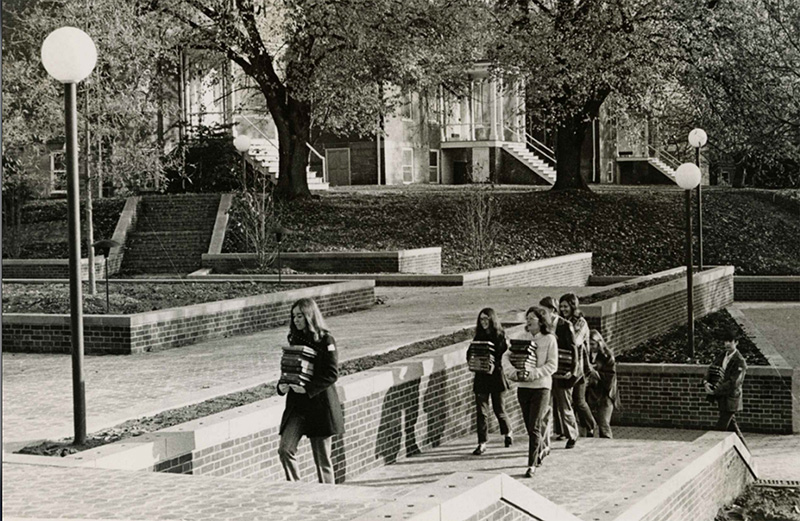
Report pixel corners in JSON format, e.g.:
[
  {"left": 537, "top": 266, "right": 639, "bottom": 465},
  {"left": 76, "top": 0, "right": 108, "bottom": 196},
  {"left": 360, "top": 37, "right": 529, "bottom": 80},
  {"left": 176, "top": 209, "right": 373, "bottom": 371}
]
[
  {"left": 41, "top": 26, "right": 98, "bottom": 445},
  {"left": 688, "top": 128, "right": 708, "bottom": 270},
  {"left": 233, "top": 135, "right": 251, "bottom": 189},
  {"left": 675, "top": 163, "right": 702, "bottom": 360}
]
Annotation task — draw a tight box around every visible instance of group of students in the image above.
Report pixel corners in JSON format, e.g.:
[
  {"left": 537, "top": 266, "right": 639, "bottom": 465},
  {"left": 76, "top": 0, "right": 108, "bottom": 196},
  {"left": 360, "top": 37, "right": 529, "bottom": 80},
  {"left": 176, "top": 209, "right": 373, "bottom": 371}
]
[
  {"left": 272, "top": 295, "right": 745, "bottom": 485},
  {"left": 468, "top": 294, "right": 619, "bottom": 478}
]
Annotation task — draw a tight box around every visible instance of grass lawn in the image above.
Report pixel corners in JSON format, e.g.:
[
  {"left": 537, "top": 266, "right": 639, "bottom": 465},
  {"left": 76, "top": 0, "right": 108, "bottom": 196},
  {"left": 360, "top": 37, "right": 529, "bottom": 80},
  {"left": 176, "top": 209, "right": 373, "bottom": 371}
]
[
  {"left": 1, "top": 281, "right": 312, "bottom": 315},
  {"left": 222, "top": 187, "right": 800, "bottom": 276}
]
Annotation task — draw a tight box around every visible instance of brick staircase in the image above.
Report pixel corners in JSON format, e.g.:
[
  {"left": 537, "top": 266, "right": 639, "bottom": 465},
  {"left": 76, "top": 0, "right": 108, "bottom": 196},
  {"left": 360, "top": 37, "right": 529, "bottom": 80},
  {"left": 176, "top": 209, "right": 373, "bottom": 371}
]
[
  {"left": 248, "top": 138, "right": 329, "bottom": 190},
  {"left": 120, "top": 194, "right": 220, "bottom": 274}
]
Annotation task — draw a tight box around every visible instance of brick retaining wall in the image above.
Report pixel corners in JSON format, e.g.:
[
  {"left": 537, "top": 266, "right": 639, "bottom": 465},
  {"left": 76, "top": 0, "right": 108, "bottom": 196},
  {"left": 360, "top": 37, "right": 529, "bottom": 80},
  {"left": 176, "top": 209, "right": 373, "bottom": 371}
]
[
  {"left": 583, "top": 266, "right": 734, "bottom": 356},
  {"left": 1, "top": 258, "right": 107, "bottom": 280},
  {"left": 614, "top": 364, "right": 795, "bottom": 434},
  {"left": 2, "top": 281, "right": 375, "bottom": 355},
  {"left": 203, "top": 247, "right": 442, "bottom": 274},
  {"left": 734, "top": 276, "right": 800, "bottom": 301}
]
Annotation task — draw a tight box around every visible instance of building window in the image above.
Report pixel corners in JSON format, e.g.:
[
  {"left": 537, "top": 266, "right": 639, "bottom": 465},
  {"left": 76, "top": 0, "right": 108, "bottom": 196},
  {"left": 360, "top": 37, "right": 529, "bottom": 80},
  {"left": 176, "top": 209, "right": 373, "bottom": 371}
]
[
  {"left": 429, "top": 150, "right": 439, "bottom": 183},
  {"left": 401, "top": 93, "right": 415, "bottom": 121},
  {"left": 50, "top": 150, "right": 67, "bottom": 193},
  {"left": 402, "top": 148, "right": 414, "bottom": 183}
]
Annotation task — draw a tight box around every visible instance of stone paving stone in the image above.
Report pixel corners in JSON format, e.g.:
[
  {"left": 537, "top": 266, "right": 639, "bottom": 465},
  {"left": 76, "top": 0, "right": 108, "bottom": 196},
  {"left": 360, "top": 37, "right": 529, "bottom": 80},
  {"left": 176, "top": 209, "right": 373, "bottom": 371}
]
[
  {"left": 345, "top": 426, "right": 715, "bottom": 520},
  {"left": 1, "top": 462, "right": 405, "bottom": 521},
  {"left": 3, "top": 286, "right": 599, "bottom": 447}
]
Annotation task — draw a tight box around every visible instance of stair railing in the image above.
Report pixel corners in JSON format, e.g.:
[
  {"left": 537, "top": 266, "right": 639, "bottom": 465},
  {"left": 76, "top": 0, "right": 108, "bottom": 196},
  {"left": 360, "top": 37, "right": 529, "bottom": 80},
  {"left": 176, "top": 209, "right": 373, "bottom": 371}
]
[
  {"left": 238, "top": 113, "right": 279, "bottom": 153},
  {"left": 306, "top": 143, "right": 328, "bottom": 183},
  {"left": 646, "top": 144, "right": 681, "bottom": 170},
  {"left": 505, "top": 126, "right": 557, "bottom": 166}
]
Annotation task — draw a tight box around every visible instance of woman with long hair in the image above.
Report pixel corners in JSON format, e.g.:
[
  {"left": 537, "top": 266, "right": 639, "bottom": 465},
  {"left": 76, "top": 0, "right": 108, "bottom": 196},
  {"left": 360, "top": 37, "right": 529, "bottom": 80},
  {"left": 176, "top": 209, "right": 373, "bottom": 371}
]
[
  {"left": 468, "top": 307, "right": 512, "bottom": 455},
  {"left": 559, "top": 293, "right": 596, "bottom": 438},
  {"left": 501, "top": 306, "right": 558, "bottom": 478},
  {"left": 277, "top": 298, "right": 344, "bottom": 483},
  {"left": 585, "top": 330, "right": 620, "bottom": 439}
]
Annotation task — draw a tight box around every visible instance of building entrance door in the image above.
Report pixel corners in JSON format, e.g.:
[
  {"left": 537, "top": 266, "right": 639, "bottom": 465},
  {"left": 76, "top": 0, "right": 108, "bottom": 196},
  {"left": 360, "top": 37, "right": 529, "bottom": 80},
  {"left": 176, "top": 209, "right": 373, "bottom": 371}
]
[{"left": 326, "top": 148, "right": 351, "bottom": 186}]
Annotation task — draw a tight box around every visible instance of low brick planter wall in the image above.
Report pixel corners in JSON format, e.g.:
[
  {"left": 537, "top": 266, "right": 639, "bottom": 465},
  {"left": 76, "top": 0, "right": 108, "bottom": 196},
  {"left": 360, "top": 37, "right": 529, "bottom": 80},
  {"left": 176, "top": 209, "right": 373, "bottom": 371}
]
[
  {"left": 203, "top": 247, "right": 442, "bottom": 274},
  {"left": 63, "top": 325, "right": 529, "bottom": 481},
  {"left": 614, "top": 364, "right": 795, "bottom": 434},
  {"left": 583, "top": 266, "right": 734, "bottom": 356},
  {"left": 2, "top": 280, "right": 375, "bottom": 355},
  {"left": 734, "top": 276, "right": 800, "bottom": 301},
  {"left": 1, "top": 258, "right": 107, "bottom": 280}
]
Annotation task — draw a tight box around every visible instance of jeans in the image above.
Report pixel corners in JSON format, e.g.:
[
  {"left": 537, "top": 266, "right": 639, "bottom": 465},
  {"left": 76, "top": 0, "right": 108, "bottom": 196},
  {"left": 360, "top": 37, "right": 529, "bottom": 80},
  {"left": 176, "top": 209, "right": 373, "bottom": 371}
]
[
  {"left": 278, "top": 413, "right": 335, "bottom": 484},
  {"left": 572, "top": 379, "right": 596, "bottom": 436},
  {"left": 716, "top": 409, "right": 747, "bottom": 448},
  {"left": 475, "top": 391, "right": 511, "bottom": 444},
  {"left": 593, "top": 395, "right": 614, "bottom": 439},
  {"left": 517, "top": 387, "right": 550, "bottom": 467},
  {"left": 552, "top": 382, "right": 579, "bottom": 441}
]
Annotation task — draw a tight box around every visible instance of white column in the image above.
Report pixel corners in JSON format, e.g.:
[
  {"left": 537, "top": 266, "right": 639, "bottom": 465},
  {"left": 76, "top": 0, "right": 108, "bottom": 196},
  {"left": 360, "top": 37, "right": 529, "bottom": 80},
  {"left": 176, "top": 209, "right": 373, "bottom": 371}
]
[
  {"left": 488, "top": 79, "right": 498, "bottom": 141},
  {"left": 497, "top": 78, "right": 504, "bottom": 141},
  {"left": 469, "top": 80, "right": 476, "bottom": 141}
]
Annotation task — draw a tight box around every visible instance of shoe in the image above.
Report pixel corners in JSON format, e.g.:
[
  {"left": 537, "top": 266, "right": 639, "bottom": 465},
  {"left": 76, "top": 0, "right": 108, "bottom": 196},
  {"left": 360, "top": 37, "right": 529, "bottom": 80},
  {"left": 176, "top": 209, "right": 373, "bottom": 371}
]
[
  {"left": 565, "top": 438, "right": 577, "bottom": 449},
  {"left": 587, "top": 430, "right": 594, "bottom": 438},
  {"left": 504, "top": 436, "right": 513, "bottom": 448},
  {"left": 472, "top": 444, "right": 487, "bottom": 455},
  {"left": 555, "top": 434, "right": 566, "bottom": 441},
  {"left": 524, "top": 467, "right": 535, "bottom": 478},
  {"left": 540, "top": 447, "right": 551, "bottom": 461}
]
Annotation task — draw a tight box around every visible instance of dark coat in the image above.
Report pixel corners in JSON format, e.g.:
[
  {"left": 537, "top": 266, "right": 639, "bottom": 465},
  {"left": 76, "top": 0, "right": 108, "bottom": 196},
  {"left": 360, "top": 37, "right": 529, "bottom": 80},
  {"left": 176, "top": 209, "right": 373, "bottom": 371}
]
[
  {"left": 554, "top": 317, "right": 582, "bottom": 388},
  {"left": 708, "top": 350, "right": 747, "bottom": 412},
  {"left": 468, "top": 329, "right": 510, "bottom": 394},
  {"left": 586, "top": 349, "right": 620, "bottom": 408},
  {"left": 278, "top": 331, "right": 345, "bottom": 437}
]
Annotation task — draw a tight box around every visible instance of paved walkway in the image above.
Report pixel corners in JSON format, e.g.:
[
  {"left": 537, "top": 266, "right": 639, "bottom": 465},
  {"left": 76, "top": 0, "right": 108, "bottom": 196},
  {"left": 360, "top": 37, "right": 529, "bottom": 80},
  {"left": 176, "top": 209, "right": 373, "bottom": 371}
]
[{"left": 2, "top": 286, "right": 599, "bottom": 449}]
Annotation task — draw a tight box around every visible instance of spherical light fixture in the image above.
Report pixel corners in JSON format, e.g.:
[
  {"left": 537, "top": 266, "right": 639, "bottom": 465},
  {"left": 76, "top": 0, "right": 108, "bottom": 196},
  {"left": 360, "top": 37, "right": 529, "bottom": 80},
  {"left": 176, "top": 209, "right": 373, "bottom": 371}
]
[
  {"left": 233, "top": 135, "right": 252, "bottom": 153},
  {"left": 41, "top": 27, "right": 97, "bottom": 84},
  {"left": 688, "top": 128, "right": 708, "bottom": 148},
  {"left": 675, "top": 163, "right": 701, "bottom": 190}
]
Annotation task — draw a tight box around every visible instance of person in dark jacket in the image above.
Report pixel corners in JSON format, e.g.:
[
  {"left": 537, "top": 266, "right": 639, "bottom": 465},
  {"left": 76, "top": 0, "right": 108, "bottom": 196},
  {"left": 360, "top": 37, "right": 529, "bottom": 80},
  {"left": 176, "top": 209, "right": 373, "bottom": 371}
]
[
  {"left": 468, "top": 308, "right": 512, "bottom": 455},
  {"left": 277, "top": 298, "right": 345, "bottom": 484},
  {"left": 704, "top": 327, "right": 747, "bottom": 446},
  {"left": 585, "top": 330, "right": 620, "bottom": 439},
  {"left": 540, "top": 296, "right": 580, "bottom": 449}
]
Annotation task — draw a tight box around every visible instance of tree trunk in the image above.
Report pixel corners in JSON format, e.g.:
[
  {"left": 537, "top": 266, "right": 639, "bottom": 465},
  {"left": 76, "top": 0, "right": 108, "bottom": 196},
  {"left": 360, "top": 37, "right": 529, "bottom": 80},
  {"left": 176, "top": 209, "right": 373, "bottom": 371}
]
[
  {"left": 732, "top": 160, "right": 747, "bottom": 188},
  {"left": 275, "top": 101, "right": 312, "bottom": 200},
  {"left": 552, "top": 115, "right": 590, "bottom": 191}
]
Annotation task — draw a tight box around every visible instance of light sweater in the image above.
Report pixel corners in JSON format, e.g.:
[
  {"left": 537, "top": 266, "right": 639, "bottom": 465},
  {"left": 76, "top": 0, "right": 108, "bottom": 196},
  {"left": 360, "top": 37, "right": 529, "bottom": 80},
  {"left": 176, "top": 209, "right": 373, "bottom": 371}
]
[{"left": 501, "top": 332, "right": 558, "bottom": 389}]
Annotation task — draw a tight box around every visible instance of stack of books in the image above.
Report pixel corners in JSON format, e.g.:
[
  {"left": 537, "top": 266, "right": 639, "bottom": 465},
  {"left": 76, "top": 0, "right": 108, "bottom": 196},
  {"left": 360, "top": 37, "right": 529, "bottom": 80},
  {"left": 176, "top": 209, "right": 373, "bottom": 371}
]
[
  {"left": 279, "top": 344, "right": 317, "bottom": 388},
  {"left": 554, "top": 348, "right": 574, "bottom": 379},
  {"left": 468, "top": 341, "right": 495, "bottom": 374},
  {"left": 509, "top": 339, "right": 538, "bottom": 379},
  {"left": 706, "top": 364, "right": 725, "bottom": 389}
]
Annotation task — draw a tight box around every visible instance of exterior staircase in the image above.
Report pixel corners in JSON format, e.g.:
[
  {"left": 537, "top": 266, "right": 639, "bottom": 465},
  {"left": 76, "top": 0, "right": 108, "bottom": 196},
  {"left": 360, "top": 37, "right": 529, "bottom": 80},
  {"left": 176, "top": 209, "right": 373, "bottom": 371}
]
[
  {"left": 502, "top": 141, "right": 557, "bottom": 185},
  {"left": 646, "top": 156, "right": 677, "bottom": 183},
  {"left": 120, "top": 194, "right": 220, "bottom": 275},
  {"left": 247, "top": 138, "right": 329, "bottom": 191}
]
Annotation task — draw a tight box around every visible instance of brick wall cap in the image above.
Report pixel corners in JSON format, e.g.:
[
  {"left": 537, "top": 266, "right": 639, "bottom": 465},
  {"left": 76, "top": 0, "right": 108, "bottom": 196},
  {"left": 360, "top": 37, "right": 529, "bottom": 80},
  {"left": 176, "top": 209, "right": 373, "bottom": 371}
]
[{"left": 617, "top": 362, "right": 792, "bottom": 377}]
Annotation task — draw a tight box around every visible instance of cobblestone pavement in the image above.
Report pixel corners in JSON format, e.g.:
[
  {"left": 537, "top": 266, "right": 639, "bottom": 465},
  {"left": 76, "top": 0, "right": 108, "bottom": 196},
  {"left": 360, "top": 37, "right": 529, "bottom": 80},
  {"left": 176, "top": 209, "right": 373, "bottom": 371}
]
[
  {"left": 1, "top": 462, "right": 405, "bottom": 521},
  {"left": 345, "top": 426, "right": 717, "bottom": 521},
  {"left": 2, "top": 286, "right": 598, "bottom": 448}
]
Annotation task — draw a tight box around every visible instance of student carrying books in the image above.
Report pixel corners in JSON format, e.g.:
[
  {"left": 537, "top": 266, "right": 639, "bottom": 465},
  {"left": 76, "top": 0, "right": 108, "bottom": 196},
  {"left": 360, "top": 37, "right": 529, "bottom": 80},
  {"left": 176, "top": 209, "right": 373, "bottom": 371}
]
[
  {"left": 467, "top": 308, "right": 512, "bottom": 455},
  {"left": 277, "top": 298, "right": 344, "bottom": 484}
]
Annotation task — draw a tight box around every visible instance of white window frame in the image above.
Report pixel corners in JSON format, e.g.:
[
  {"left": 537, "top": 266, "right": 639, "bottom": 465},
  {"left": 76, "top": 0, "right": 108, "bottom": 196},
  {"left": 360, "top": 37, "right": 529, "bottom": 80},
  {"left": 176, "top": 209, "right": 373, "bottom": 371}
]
[
  {"left": 402, "top": 147, "right": 415, "bottom": 183},
  {"left": 428, "top": 149, "right": 440, "bottom": 184},
  {"left": 50, "top": 150, "right": 67, "bottom": 194}
]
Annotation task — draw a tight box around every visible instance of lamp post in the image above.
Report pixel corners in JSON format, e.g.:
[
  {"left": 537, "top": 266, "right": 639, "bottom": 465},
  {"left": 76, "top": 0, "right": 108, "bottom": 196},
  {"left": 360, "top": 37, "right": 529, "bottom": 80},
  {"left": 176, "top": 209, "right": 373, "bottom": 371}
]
[
  {"left": 41, "top": 27, "right": 97, "bottom": 445},
  {"left": 688, "top": 128, "right": 707, "bottom": 270},
  {"left": 93, "top": 239, "right": 120, "bottom": 314},
  {"left": 273, "top": 225, "right": 288, "bottom": 286},
  {"left": 675, "top": 163, "right": 702, "bottom": 360},
  {"left": 233, "top": 135, "right": 251, "bottom": 189}
]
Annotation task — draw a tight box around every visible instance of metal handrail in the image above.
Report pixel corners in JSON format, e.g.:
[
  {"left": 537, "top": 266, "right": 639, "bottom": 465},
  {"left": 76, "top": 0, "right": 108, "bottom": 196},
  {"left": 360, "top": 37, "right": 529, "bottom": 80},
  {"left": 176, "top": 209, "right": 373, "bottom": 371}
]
[
  {"left": 238, "top": 113, "right": 279, "bottom": 153},
  {"left": 647, "top": 144, "right": 681, "bottom": 170},
  {"left": 306, "top": 143, "right": 328, "bottom": 183},
  {"left": 507, "top": 126, "right": 557, "bottom": 165}
]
